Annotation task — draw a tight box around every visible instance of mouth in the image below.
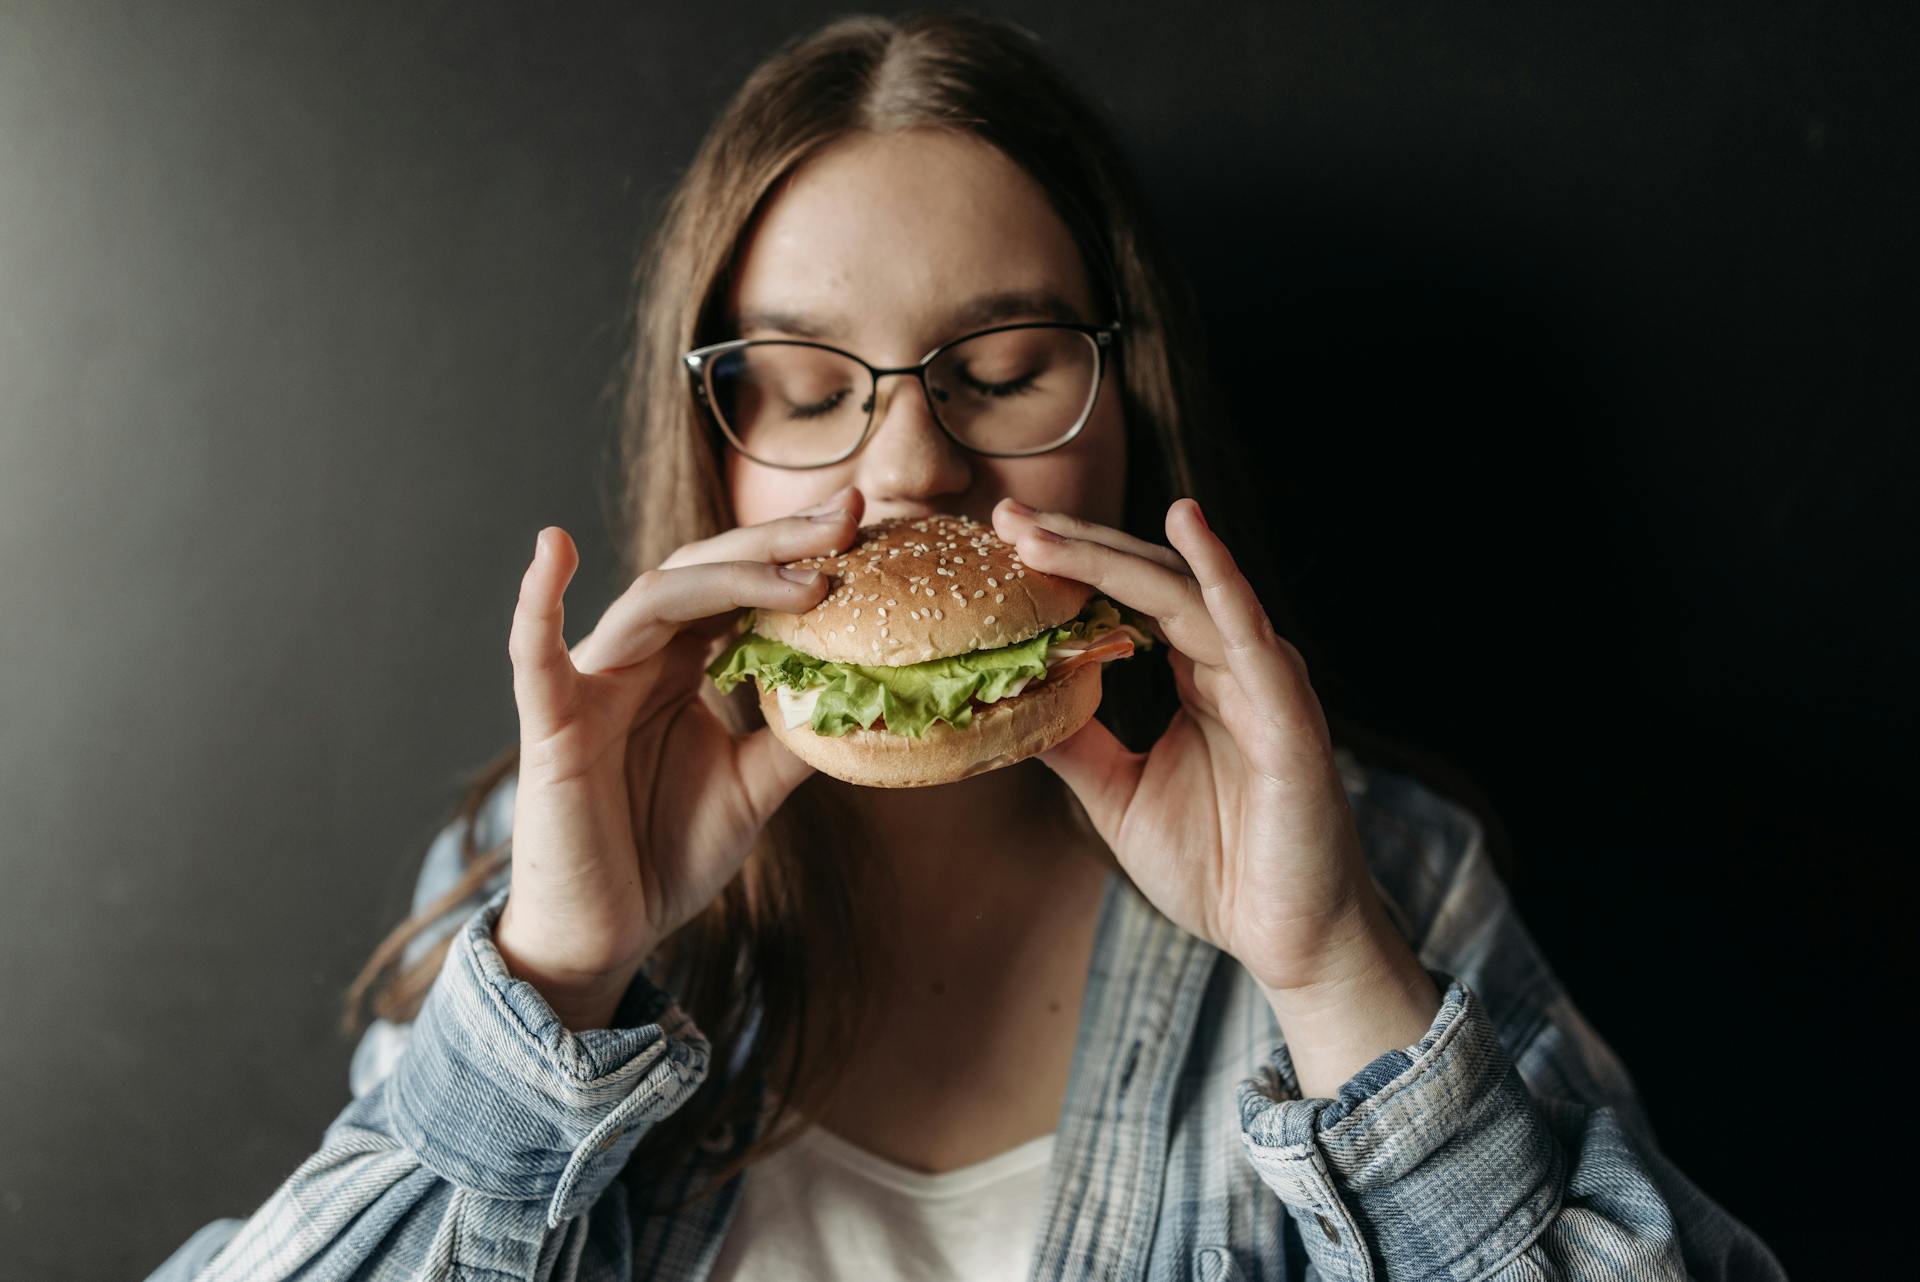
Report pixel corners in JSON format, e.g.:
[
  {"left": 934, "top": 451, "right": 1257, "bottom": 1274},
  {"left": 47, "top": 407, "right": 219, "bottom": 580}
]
[{"left": 859, "top": 504, "right": 961, "bottom": 525}]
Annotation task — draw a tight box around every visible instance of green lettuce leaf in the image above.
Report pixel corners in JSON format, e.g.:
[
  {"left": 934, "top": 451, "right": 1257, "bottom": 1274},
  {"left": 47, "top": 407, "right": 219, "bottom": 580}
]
[{"left": 706, "top": 596, "right": 1151, "bottom": 739}]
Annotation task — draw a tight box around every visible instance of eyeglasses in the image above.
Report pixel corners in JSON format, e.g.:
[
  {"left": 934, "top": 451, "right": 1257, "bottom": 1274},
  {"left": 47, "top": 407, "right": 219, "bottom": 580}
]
[{"left": 683, "top": 320, "right": 1123, "bottom": 470}]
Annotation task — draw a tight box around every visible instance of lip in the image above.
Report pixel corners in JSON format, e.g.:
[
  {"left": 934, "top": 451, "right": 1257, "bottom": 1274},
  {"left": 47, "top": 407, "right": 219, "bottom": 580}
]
[{"left": 859, "top": 506, "right": 995, "bottom": 527}]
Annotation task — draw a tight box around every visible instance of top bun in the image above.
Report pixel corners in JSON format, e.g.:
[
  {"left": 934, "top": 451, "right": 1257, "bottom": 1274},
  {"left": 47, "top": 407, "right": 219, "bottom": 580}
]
[{"left": 754, "top": 513, "right": 1092, "bottom": 665}]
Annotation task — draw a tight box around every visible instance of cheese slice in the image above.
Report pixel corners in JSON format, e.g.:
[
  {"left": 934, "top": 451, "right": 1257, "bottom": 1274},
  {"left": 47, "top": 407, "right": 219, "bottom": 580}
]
[{"left": 775, "top": 683, "right": 824, "bottom": 730}]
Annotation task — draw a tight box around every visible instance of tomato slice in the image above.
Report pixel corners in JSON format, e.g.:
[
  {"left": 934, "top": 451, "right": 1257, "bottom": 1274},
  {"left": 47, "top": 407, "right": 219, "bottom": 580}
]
[{"left": 1046, "top": 629, "right": 1135, "bottom": 681}]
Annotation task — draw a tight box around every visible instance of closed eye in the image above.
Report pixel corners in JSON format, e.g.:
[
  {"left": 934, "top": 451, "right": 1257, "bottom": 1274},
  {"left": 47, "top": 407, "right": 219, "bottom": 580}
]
[
  {"left": 960, "top": 370, "right": 1040, "bottom": 398},
  {"left": 787, "top": 388, "right": 852, "bottom": 419}
]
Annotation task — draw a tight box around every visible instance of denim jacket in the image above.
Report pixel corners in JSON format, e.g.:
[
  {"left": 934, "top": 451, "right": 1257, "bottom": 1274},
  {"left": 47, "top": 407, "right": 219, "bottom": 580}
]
[{"left": 146, "top": 752, "right": 1787, "bottom": 1281}]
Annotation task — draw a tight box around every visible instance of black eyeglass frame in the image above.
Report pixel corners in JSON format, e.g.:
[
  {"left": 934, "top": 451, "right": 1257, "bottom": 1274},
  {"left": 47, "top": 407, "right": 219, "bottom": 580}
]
[{"left": 682, "top": 320, "right": 1124, "bottom": 470}]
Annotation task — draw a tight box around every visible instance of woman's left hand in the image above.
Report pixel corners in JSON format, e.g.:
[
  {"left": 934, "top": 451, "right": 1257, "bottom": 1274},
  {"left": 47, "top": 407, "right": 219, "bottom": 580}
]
[{"left": 992, "top": 496, "right": 1408, "bottom": 998}]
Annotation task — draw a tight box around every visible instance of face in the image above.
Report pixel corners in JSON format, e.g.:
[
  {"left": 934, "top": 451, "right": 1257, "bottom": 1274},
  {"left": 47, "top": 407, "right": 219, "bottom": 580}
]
[{"left": 721, "top": 128, "right": 1126, "bottom": 533}]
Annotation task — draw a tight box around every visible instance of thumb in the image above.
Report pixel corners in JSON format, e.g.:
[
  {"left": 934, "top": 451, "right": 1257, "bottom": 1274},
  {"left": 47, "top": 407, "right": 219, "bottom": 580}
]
[
  {"left": 510, "top": 527, "right": 582, "bottom": 744},
  {"left": 1038, "top": 714, "right": 1142, "bottom": 849},
  {"left": 732, "top": 722, "right": 817, "bottom": 825}
]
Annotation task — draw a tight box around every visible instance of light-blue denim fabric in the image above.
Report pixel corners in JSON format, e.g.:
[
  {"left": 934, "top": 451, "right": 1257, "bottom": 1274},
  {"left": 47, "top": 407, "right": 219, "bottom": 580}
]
[{"left": 145, "top": 751, "right": 1789, "bottom": 1280}]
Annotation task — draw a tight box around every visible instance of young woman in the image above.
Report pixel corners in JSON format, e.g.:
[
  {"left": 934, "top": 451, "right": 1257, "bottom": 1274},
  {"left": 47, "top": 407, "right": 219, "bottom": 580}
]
[{"left": 148, "top": 12, "right": 1785, "bottom": 1281}]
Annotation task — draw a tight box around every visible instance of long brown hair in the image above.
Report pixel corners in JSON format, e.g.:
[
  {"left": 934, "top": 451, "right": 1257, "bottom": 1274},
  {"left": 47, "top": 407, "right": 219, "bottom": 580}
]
[{"left": 340, "top": 8, "right": 1479, "bottom": 1218}]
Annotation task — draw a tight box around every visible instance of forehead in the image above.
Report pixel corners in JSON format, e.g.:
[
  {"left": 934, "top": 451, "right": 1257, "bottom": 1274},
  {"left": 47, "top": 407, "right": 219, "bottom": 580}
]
[{"left": 724, "top": 129, "right": 1099, "bottom": 345}]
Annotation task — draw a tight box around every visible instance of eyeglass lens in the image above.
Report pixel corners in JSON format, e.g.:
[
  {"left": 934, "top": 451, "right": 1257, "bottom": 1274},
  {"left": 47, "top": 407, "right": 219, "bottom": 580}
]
[{"left": 706, "top": 328, "right": 1099, "bottom": 467}]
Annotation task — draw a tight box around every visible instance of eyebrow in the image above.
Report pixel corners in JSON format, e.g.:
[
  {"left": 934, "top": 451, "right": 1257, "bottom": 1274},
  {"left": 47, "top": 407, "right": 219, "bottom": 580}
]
[{"left": 733, "top": 287, "right": 1086, "bottom": 343}]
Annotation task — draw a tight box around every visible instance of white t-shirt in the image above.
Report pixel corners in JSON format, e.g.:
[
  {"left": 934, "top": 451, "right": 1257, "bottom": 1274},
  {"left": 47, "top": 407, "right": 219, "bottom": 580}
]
[{"left": 707, "top": 1123, "right": 1055, "bottom": 1281}]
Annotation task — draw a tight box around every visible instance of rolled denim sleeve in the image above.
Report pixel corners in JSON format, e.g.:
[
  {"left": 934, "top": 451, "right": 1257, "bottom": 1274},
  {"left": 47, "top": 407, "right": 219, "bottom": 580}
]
[
  {"left": 1234, "top": 821, "right": 1788, "bottom": 1280},
  {"left": 391, "top": 883, "right": 710, "bottom": 1222}
]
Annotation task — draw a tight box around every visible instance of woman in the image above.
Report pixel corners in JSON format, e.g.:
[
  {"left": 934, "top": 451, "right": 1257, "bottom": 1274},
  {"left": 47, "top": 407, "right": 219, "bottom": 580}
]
[{"left": 148, "top": 12, "right": 1785, "bottom": 1281}]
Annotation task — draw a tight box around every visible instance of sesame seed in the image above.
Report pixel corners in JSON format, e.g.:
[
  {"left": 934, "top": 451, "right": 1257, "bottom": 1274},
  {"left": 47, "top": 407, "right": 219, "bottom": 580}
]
[
  {"left": 852, "top": 608, "right": 860, "bottom": 618},
  {"left": 933, "top": 608, "right": 943, "bottom": 619},
  {"left": 985, "top": 615, "right": 997, "bottom": 625},
  {"left": 995, "top": 593, "right": 1005, "bottom": 603},
  {"left": 876, "top": 607, "right": 887, "bottom": 619},
  {"left": 886, "top": 598, "right": 896, "bottom": 606},
  {"left": 987, "top": 576, "right": 997, "bottom": 587},
  {"left": 880, "top": 626, "right": 889, "bottom": 637},
  {"left": 973, "top": 589, "right": 984, "bottom": 598}
]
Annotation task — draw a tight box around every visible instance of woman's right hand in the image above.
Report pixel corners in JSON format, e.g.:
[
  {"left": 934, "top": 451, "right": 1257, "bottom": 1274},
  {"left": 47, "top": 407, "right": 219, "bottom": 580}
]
[{"left": 496, "top": 484, "right": 864, "bottom": 1029}]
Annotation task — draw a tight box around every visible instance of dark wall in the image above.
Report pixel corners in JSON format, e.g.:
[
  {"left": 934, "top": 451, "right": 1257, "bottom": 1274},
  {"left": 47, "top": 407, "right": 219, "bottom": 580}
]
[{"left": 1, "top": 3, "right": 1907, "bottom": 1276}]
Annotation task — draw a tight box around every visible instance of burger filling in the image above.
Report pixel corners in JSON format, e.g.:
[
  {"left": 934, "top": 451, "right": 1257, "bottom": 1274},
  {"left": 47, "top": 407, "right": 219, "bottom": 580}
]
[{"left": 706, "top": 597, "right": 1154, "bottom": 739}]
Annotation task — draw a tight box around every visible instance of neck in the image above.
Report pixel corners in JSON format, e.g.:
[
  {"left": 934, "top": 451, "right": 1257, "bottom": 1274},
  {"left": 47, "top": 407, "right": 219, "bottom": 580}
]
[{"left": 820, "top": 760, "right": 1112, "bottom": 926}]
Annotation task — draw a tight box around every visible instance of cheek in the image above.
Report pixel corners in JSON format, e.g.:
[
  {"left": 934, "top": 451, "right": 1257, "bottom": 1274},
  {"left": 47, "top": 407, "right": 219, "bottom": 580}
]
[
  {"left": 987, "top": 394, "right": 1127, "bottom": 526},
  {"left": 727, "top": 451, "right": 858, "bottom": 527}
]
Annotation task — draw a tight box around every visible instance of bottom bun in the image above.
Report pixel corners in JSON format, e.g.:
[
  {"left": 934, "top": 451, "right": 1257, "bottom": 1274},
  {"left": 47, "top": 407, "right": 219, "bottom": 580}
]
[{"left": 758, "top": 661, "right": 1104, "bottom": 788}]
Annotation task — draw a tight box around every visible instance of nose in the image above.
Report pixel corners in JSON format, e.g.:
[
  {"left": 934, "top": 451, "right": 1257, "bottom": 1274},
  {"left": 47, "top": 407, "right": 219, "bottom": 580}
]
[{"left": 855, "top": 371, "right": 970, "bottom": 507}]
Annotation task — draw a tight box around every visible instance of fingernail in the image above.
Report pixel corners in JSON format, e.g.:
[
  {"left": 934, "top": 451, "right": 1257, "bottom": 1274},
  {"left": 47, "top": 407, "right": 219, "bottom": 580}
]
[
  {"left": 803, "top": 485, "right": 854, "bottom": 517},
  {"left": 1189, "top": 500, "right": 1209, "bottom": 531},
  {"left": 532, "top": 530, "right": 546, "bottom": 560},
  {"left": 1002, "top": 497, "right": 1034, "bottom": 516},
  {"left": 778, "top": 566, "right": 821, "bottom": 584}
]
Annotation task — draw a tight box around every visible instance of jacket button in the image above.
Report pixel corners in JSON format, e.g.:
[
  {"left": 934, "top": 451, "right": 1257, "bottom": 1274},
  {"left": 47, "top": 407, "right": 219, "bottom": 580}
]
[{"left": 1315, "top": 1212, "right": 1340, "bottom": 1244}]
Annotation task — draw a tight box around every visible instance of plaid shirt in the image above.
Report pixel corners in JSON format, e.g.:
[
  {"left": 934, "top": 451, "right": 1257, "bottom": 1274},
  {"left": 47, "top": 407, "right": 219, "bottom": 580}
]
[{"left": 146, "top": 752, "right": 1787, "bottom": 1281}]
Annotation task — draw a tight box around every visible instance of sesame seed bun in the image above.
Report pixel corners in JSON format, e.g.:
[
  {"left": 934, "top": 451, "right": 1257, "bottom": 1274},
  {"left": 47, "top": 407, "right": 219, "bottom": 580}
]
[
  {"left": 758, "top": 659, "right": 1104, "bottom": 788},
  {"left": 754, "top": 513, "right": 1092, "bottom": 665}
]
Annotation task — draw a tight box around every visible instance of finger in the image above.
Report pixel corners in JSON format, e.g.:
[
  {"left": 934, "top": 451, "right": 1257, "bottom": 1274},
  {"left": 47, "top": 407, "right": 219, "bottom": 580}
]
[
  {"left": 1163, "top": 498, "right": 1312, "bottom": 749},
  {"left": 1035, "top": 713, "right": 1143, "bottom": 849},
  {"left": 732, "top": 723, "right": 817, "bottom": 823},
  {"left": 657, "top": 485, "right": 866, "bottom": 570},
  {"left": 1171, "top": 646, "right": 1229, "bottom": 718},
  {"left": 990, "top": 498, "right": 1190, "bottom": 576},
  {"left": 573, "top": 560, "right": 831, "bottom": 673},
  {"left": 1009, "top": 523, "right": 1227, "bottom": 668},
  {"left": 570, "top": 604, "right": 740, "bottom": 670},
  {"left": 510, "top": 527, "right": 583, "bottom": 745}
]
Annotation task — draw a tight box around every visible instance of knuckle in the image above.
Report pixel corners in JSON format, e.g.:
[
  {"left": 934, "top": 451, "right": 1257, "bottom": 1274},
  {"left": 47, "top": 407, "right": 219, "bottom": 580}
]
[
  {"left": 1279, "top": 637, "right": 1309, "bottom": 678},
  {"left": 506, "top": 616, "right": 542, "bottom": 664},
  {"left": 511, "top": 632, "right": 557, "bottom": 669},
  {"left": 1050, "top": 511, "right": 1091, "bottom": 537},
  {"left": 793, "top": 507, "right": 852, "bottom": 530}
]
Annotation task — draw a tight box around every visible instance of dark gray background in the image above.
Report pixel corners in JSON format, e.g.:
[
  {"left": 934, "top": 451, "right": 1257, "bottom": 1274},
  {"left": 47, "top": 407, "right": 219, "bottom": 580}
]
[{"left": 2, "top": 2, "right": 1910, "bottom": 1277}]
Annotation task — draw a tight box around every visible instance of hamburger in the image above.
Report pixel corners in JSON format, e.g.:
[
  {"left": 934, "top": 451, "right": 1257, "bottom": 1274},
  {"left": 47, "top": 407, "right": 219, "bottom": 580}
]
[{"left": 705, "top": 513, "right": 1153, "bottom": 788}]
